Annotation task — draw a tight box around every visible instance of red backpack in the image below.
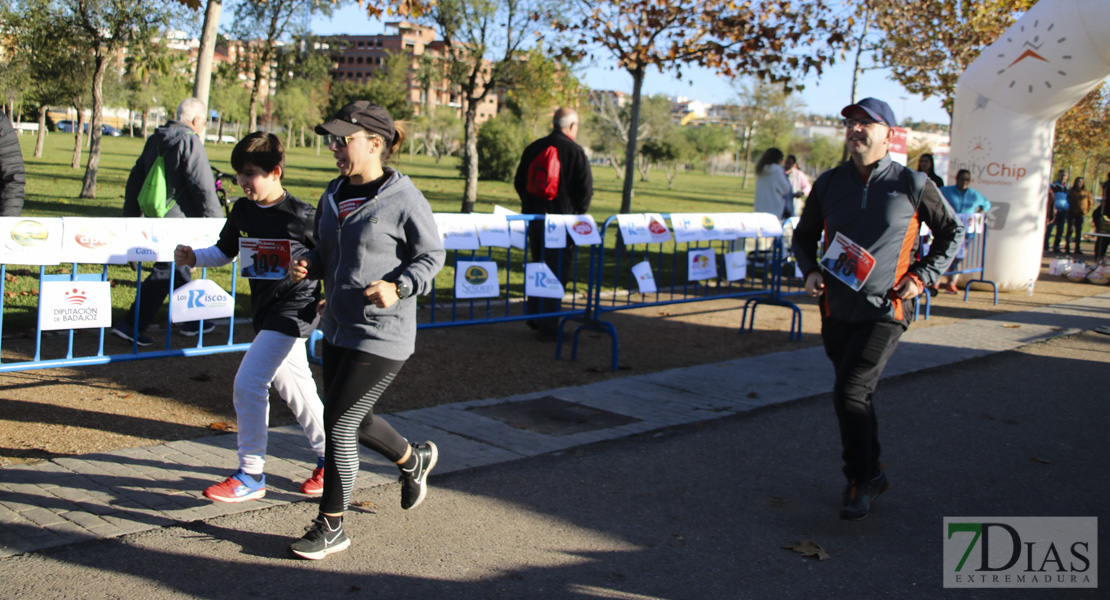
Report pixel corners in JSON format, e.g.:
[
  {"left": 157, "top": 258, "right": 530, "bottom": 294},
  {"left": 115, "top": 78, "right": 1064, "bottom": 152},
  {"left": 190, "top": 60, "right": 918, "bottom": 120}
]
[{"left": 525, "top": 146, "right": 561, "bottom": 201}]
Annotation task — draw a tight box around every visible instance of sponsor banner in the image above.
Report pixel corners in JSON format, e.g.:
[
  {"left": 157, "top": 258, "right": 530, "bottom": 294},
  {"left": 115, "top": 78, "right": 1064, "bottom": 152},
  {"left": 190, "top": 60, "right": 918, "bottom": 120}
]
[
  {"left": 61, "top": 218, "right": 131, "bottom": 264},
  {"left": 730, "top": 213, "right": 760, "bottom": 238},
  {"left": 0, "top": 217, "right": 63, "bottom": 265},
  {"left": 455, "top": 260, "right": 499, "bottom": 299},
  {"left": 475, "top": 214, "right": 512, "bottom": 248},
  {"left": 170, "top": 279, "right": 235, "bottom": 323},
  {"left": 631, "top": 260, "right": 657, "bottom": 294},
  {"left": 749, "top": 212, "right": 785, "bottom": 237},
  {"left": 128, "top": 218, "right": 224, "bottom": 263},
  {"left": 713, "top": 213, "right": 744, "bottom": 240},
  {"left": 544, "top": 215, "right": 567, "bottom": 249},
  {"left": 565, "top": 215, "right": 602, "bottom": 246},
  {"left": 434, "top": 213, "right": 480, "bottom": 250},
  {"left": 671, "top": 214, "right": 716, "bottom": 243},
  {"left": 943, "top": 517, "right": 1097, "bottom": 588},
  {"left": 239, "top": 238, "right": 291, "bottom": 279},
  {"left": 617, "top": 214, "right": 653, "bottom": 245},
  {"left": 38, "top": 280, "right": 112, "bottom": 331},
  {"left": 687, "top": 249, "right": 717, "bottom": 281},
  {"left": 646, "top": 213, "right": 672, "bottom": 243},
  {"left": 492, "top": 205, "right": 527, "bottom": 249},
  {"left": 723, "top": 251, "right": 747, "bottom": 281},
  {"left": 524, "top": 262, "right": 564, "bottom": 299}
]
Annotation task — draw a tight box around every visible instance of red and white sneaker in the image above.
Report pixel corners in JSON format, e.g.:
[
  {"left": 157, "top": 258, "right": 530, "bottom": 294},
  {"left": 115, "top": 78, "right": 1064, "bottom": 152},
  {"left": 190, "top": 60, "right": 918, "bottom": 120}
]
[
  {"left": 204, "top": 471, "right": 266, "bottom": 503},
  {"left": 300, "top": 467, "right": 325, "bottom": 497}
]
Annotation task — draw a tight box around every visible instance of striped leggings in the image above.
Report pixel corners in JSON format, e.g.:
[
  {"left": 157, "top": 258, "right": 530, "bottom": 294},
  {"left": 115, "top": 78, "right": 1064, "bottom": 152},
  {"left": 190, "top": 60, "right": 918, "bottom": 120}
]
[{"left": 319, "top": 341, "right": 409, "bottom": 514}]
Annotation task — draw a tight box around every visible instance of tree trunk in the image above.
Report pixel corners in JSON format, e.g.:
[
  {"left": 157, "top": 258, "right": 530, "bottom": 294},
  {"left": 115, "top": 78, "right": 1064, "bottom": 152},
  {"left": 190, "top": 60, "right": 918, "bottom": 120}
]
[
  {"left": 71, "top": 110, "right": 84, "bottom": 169},
  {"left": 34, "top": 108, "right": 46, "bottom": 158},
  {"left": 459, "top": 99, "right": 479, "bottom": 213},
  {"left": 741, "top": 125, "right": 754, "bottom": 189},
  {"left": 141, "top": 109, "right": 150, "bottom": 138},
  {"left": 620, "top": 67, "right": 645, "bottom": 214},
  {"left": 81, "top": 55, "right": 108, "bottom": 198},
  {"left": 248, "top": 64, "right": 264, "bottom": 132},
  {"left": 193, "top": 0, "right": 222, "bottom": 109},
  {"left": 286, "top": 118, "right": 293, "bottom": 149}
]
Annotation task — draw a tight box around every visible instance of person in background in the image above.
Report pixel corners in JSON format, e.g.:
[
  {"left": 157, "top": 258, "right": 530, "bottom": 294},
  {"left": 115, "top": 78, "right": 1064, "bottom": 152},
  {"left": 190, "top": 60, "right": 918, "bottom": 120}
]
[
  {"left": 0, "top": 111, "right": 26, "bottom": 216},
  {"left": 754, "top": 147, "right": 792, "bottom": 220},
  {"left": 288, "top": 101, "right": 445, "bottom": 561},
  {"left": 937, "top": 169, "right": 991, "bottom": 293},
  {"left": 174, "top": 132, "right": 326, "bottom": 504},
  {"left": 1044, "top": 169, "right": 1069, "bottom": 254},
  {"left": 1065, "top": 176, "right": 1093, "bottom": 256},
  {"left": 915, "top": 153, "right": 944, "bottom": 190},
  {"left": 784, "top": 154, "right": 812, "bottom": 219}
]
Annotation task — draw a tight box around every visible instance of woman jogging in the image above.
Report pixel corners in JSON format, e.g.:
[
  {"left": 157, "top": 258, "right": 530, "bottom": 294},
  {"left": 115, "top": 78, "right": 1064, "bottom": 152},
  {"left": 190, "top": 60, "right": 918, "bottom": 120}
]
[{"left": 287, "top": 101, "right": 446, "bottom": 560}]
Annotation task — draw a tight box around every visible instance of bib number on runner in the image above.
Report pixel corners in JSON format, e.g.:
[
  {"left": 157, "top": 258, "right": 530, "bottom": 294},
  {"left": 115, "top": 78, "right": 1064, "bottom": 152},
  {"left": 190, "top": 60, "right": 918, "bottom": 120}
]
[
  {"left": 819, "top": 232, "right": 876, "bottom": 292},
  {"left": 238, "top": 238, "right": 291, "bottom": 280}
]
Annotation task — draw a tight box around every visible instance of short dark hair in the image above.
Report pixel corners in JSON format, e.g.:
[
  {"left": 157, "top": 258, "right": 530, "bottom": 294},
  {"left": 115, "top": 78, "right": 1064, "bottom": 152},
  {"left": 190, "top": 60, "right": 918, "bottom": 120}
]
[
  {"left": 231, "top": 132, "right": 285, "bottom": 180},
  {"left": 956, "top": 169, "right": 971, "bottom": 180}
]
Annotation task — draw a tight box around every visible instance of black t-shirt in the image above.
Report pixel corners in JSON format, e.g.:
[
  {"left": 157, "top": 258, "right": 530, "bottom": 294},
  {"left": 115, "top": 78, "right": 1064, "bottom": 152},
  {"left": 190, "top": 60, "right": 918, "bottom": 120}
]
[
  {"left": 215, "top": 191, "right": 320, "bottom": 337},
  {"left": 334, "top": 172, "right": 391, "bottom": 220}
]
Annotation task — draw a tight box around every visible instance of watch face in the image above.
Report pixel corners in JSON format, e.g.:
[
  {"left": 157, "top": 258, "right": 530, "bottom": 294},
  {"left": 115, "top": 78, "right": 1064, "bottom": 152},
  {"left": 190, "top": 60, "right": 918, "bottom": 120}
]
[{"left": 994, "top": 19, "right": 1072, "bottom": 94}]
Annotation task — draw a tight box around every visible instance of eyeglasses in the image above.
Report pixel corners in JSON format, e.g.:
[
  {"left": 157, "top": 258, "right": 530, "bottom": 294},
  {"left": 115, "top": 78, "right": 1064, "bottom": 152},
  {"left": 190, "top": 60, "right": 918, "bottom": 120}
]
[
  {"left": 842, "top": 117, "right": 883, "bottom": 129},
  {"left": 324, "top": 133, "right": 369, "bottom": 148}
]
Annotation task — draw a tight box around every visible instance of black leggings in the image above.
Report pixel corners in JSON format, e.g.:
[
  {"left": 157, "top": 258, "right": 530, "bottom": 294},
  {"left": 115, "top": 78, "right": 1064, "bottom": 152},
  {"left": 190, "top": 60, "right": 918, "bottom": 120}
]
[{"left": 320, "top": 342, "right": 409, "bottom": 514}]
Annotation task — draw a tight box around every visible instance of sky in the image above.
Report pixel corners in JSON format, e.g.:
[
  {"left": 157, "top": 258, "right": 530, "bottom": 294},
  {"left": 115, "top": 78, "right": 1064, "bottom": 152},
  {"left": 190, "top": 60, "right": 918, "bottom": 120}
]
[{"left": 309, "top": 6, "right": 952, "bottom": 126}]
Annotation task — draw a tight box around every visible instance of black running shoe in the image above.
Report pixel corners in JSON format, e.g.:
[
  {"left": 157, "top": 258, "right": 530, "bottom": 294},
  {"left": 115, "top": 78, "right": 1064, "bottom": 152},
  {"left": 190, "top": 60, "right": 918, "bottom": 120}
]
[
  {"left": 840, "top": 470, "right": 889, "bottom": 521},
  {"left": 289, "top": 517, "right": 350, "bottom": 560},
  {"left": 110, "top": 326, "right": 154, "bottom": 347},
  {"left": 399, "top": 441, "right": 438, "bottom": 510}
]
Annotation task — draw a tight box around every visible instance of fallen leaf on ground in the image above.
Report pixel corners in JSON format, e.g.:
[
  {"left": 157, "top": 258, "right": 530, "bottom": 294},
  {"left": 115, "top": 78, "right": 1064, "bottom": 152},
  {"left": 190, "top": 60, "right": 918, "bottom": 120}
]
[
  {"left": 208, "top": 422, "right": 235, "bottom": 431},
  {"left": 783, "top": 539, "right": 830, "bottom": 561},
  {"left": 1031, "top": 457, "right": 1052, "bottom": 464},
  {"left": 1003, "top": 324, "right": 1020, "bottom": 328}
]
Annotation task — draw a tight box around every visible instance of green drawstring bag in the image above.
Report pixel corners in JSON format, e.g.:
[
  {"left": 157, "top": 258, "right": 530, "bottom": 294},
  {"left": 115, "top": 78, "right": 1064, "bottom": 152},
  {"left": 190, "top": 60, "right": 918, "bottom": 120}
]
[{"left": 137, "top": 151, "right": 174, "bottom": 217}]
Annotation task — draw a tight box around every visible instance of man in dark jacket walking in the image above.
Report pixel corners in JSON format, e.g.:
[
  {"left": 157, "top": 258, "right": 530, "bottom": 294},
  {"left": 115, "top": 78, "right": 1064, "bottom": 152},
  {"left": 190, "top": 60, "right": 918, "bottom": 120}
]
[
  {"left": 0, "top": 112, "right": 26, "bottom": 216},
  {"left": 514, "top": 108, "right": 593, "bottom": 341},
  {"left": 112, "top": 97, "right": 223, "bottom": 346},
  {"left": 793, "top": 97, "right": 963, "bottom": 521}
]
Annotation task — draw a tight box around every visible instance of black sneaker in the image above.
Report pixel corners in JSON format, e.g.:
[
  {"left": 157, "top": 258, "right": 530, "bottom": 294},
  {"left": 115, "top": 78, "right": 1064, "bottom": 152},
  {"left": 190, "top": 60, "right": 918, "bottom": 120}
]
[
  {"left": 180, "top": 321, "right": 216, "bottom": 337},
  {"left": 840, "top": 471, "right": 889, "bottom": 521},
  {"left": 110, "top": 326, "right": 154, "bottom": 347},
  {"left": 399, "top": 441, "right": 438, "bottom": 510},
  {"left": 289, "top": 517, "right": 350, "bottom": 560}
]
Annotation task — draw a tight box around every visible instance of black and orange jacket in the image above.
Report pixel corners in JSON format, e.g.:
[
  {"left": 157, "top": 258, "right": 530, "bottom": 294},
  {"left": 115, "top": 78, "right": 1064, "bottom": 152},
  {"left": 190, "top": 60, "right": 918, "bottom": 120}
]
[{"left": 792, "top": 154, "right": 964, "bottom": 326}]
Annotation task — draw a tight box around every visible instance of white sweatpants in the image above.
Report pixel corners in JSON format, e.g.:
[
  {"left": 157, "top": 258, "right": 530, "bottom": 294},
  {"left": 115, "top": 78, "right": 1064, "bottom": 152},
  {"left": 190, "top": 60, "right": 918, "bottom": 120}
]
[{"left": 233, "top": 329, "right": 326, "bottom": 475}]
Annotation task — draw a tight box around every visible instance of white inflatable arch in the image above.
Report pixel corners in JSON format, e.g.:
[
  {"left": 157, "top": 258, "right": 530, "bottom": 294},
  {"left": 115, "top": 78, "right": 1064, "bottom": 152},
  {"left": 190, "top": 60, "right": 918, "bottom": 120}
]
[{"left": 949, "top": 0, "right": 1110, "bottom": 291}]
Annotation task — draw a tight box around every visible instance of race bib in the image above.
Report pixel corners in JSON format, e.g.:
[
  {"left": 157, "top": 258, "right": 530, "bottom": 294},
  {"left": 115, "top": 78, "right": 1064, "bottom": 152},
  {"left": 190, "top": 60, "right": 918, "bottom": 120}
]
[
  {"left": 238, "top": 238, "right": 291, "bottom": 279},
  {"left": 819, "top": 232, "right": 876, "bottom": 292}
]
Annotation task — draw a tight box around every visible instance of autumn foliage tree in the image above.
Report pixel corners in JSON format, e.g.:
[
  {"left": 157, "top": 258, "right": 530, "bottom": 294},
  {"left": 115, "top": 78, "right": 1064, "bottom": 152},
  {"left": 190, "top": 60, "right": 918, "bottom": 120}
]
[
  {"left": 1053, "top": 84, "right": 1110, "bottom": 184},
  {"left": 550, "top": 0, "right": 844, "bottom": 213},
  {"left": 869, "top": 0, "right": 1036, "bottom": 122}
]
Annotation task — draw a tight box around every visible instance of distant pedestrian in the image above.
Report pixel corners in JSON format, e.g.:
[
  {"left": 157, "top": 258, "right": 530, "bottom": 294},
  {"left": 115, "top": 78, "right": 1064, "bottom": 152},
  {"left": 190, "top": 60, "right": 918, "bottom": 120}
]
[
  {"left": 174, "top": 132, "right": 326, "bottom": 504},
  {"left": 1065, "top": 177, "right": 1092, "bottom": 255},
  {"left": 754, "top": 147, "right": 792, "bottom": 220},
  {"left": 514, "top": 107, "right": 593, "bottom": 342},
  {"left": 793, "top": 97, "right": 963, "bottom": 521},
  {"left": 1044, "top": 169, "right": 1069, "bottom": 254},
  {"left": 288, "top": 101, "right": 446, "bottom": 560},
  {"left": 112, "top": 98, "right": 223, "bottom": 346},
  {"left": 784, "top": 154, "right": 811, "bottom": 219},
  {"left": 915, "top": 153, "right": 944, "bottom": 190},
  {"left": 938, "top": 169, "right": 991, "bottom": 293},
  {"left": 0, "top": 111, "right": 26, "bottom": 216}
]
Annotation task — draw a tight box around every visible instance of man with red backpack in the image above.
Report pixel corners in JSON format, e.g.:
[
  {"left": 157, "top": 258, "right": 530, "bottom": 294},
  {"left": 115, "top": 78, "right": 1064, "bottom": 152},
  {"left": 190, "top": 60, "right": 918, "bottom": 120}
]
[{"left": 514, "top": 107, "right": 593, "bottom": 341}]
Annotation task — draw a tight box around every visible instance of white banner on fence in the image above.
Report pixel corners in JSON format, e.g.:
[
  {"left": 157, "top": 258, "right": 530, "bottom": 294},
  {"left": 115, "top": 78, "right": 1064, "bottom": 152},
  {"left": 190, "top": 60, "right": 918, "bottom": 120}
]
[
  {"left": 616, "top": 214, "right": 652, "bottom": 245},
  {"left": 631, "top": 260, "right": 657, "bottom": 294},
  {"left": 565, "top": 215, "right": 602, "bottom": 246},
  {"left": 671, "top": 214, "right": 711, "bottom": 243},
  {"left": 544, "top": 215, "right": 567, "bottom": 249},
  {"left": 455, "top": 260, "right": 500, "bottom": 299},
  {"left": 435, "top": 214, "right": 480, "bottom": 250},
  {"left": 170, "top": 279, "right": 236, "bottom": 323},
  {"left": 60, "top": 218, "right": 131, "bottom": 264},
  {"left": 128, "top": 218, "right": 224, "bottom": 263},
  {"left": 0, "top": 217, "right": 63, "bottom": 265},
  {"left": 475, "top": 214, "right": 512, "bottom": 248},
  {"left": 724, "top": 251, "right": 748, "bottom": 281},
  {"left": 38, "top": 280, "right": 112, "bottom": 330},
  {"left": 525, "top": 262, "right": 564, "bottom": 299},
  {"left": 688, "top": 249, "right": 717, "bottom": 281},
  {"left": 750, "top": 212, "right": 785, "bottom": 237},
  {"left": 647, "top": 213, "right": 672, "bottom": 243},
  {"left": 493, "top": 205, "right": 527, "bottom": 249}
]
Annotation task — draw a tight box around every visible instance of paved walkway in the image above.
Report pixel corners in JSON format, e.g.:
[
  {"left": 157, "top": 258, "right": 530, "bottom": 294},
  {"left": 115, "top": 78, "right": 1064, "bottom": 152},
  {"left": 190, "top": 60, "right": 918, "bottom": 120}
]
[{"left": 2, "top": 292, "right": 1108, "bottom": 559}]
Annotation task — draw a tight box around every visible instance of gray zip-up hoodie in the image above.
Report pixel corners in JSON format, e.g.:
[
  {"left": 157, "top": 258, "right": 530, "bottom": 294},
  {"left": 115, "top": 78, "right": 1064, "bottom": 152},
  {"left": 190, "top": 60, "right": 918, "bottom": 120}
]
[
  {"left": 303, "top": 169, "right": 445, "bottom": 360},
  {"left": 123, "top": 120, "right": 222, "bottom": 219}
]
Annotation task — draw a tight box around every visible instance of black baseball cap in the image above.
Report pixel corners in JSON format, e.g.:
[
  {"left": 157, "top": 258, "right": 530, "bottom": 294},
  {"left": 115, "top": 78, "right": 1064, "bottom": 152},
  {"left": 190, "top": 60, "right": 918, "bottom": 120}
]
[
  {"left": 315, "top": 101, "right": 396, "bottom": 143},
  {"left": 841, "top": 97, "right": 897, "bottom": 127}
]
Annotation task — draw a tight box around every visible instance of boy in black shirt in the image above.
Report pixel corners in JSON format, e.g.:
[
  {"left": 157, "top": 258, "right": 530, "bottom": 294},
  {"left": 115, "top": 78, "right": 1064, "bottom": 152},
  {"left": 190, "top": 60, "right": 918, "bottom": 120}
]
[{"left": 174, "top": 132, "right": 326, "bottom": 502}]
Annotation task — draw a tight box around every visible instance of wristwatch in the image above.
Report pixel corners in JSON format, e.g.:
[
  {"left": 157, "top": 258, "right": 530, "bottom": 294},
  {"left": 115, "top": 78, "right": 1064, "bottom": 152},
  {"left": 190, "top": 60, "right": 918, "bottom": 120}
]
[{"left": 394, "top": 279, "right": 412, "bottom": 299}]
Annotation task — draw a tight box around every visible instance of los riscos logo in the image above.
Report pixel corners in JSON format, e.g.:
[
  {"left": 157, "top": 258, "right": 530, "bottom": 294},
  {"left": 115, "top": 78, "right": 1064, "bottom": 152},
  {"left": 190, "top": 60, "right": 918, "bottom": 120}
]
[{"left": 943, "top": 517, "right": 1097, "bottom": 588}]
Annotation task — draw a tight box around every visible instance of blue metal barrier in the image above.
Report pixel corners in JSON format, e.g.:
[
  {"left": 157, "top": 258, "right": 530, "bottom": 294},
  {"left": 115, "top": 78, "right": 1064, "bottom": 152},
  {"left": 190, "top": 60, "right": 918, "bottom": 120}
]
[
  {"left": 561, "top": 213, "right": 801, "bottom": 371},
  {"left": 918, "top": 213, "right": 998, "bottom": 320}
]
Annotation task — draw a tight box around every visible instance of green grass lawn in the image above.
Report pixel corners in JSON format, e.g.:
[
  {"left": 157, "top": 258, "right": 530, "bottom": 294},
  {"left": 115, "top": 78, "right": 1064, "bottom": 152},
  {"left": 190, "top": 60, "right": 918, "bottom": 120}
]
[{"left": 4, "top": 132, "right": 758, "bottom": 331}]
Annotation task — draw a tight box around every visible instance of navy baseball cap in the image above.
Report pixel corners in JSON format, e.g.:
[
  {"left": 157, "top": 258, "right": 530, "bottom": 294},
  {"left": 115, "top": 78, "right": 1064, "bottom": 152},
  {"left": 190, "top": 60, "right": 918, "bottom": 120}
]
[{"left": 841, "top": 97, "right": 897, "bottom": 127}]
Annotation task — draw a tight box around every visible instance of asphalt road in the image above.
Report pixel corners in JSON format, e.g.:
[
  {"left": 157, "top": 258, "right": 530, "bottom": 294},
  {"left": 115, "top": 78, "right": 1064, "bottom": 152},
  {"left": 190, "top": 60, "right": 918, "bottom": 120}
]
[{"left": 0, "top": 332, "right": 1107, "bottom": 600}]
